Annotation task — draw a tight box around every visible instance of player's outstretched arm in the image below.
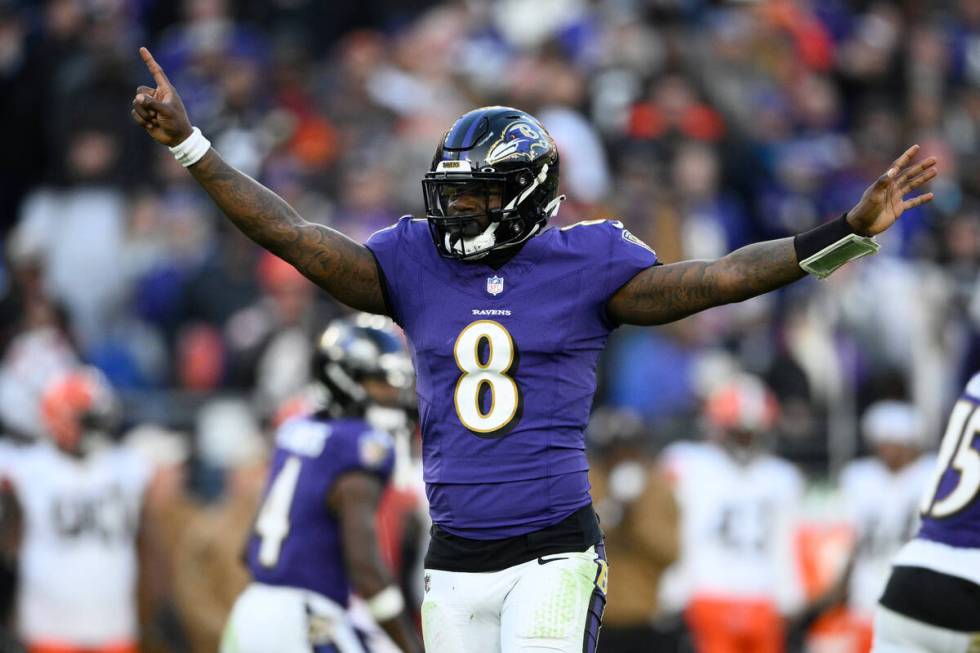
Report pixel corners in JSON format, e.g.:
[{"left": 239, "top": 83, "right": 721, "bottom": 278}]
[
  {"left": 331, "top": 472, "right": 424, "bottom": 653},
  {"left": 130, "top": 47, "right": 386, "bottom": 315},
  {"left": 607, "top": 145, "right": 937, "bottom": 326}
]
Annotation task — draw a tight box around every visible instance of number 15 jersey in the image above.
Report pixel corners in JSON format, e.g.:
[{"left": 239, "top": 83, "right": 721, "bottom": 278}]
[
  {"left": 366, "top": 217, "right": 656, "bottom": 540},
  {"left": 891, "top": 371, "right": 980, "bottom": 586}
]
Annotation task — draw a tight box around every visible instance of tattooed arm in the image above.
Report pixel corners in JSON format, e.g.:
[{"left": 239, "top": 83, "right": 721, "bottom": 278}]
[
  {"left": 607, "top": 238, "right": 803, "bottom": 326},
  {"left": 130, "top": 47, "right": 386, "bottom": 314},
  {"left": 186, "top": 151, "right": 386, "bottom": 312},
  {"left": 609, "top": 144, "right": 938, "bottom": 326}
]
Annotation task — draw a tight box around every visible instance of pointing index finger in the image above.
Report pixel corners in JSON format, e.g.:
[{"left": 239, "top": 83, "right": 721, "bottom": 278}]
[{"left": 140, "top": 47, "right": 171, "bottom": 89}]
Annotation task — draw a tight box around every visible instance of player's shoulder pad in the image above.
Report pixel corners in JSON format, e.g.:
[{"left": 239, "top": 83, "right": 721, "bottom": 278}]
[
  {"left": 559, "top": 218, "right": 656, "bottom": 255},
  {"left": 368, "top": 215, "right": 426, "bottom": 241},
  {"left": 275, "top": 415, "right": 333, "bottom": 458},
  {"left": 357, "top": 428, "right": 394, "bottom": 471},
  {"left": 964, "top": 371, "right": 980, "bottom": 402},
  {"left": 765, "top": 456, "right": 805, "bottom": 492},
  {"left": 839, "top": 457, "right": 879, "bottom": 489}
]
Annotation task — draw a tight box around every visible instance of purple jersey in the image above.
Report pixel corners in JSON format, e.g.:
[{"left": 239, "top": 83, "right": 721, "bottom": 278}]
[
  {"left": 917, "top": 371, "right": 980, "bottom": 548},
  {"left": 245, "top": 415, "right": 395, "bottom": 605},
  {"left": 366, "top": 217, "right": 656, "bottom": 539}
]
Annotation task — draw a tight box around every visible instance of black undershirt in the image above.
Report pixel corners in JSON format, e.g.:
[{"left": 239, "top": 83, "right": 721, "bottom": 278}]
[
  {"left": 424, "top": 503, "right": 603, "bottom": 573},
  {"left": 879, "top": 566, "right": 980, "bottom": 631}
]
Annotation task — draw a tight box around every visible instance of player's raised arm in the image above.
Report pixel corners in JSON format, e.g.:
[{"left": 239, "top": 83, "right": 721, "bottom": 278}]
[
  {"left": 607, "top": 145, "right": 938, "bottom": 326},
  {"left": 130, "top": 47, "right": 386, "bottom": 314}
]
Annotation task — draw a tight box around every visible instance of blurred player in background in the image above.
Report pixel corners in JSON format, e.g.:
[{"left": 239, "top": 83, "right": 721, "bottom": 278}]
[
  {"left": 660, "top": 374, "right": 805, "bottom": 653},
  {"left": 837, "top": 401, "right": 934, "bottom": 651},
  {"left": 132, "top": 42, "right": 936, "bottom": 653},
  {"left": 221, "top": 313, "right": 422, "bottom": 653},
  {"left": 0, "top": 367, "right": 152, "bottom": 653},
  {"left": 873, "top": 372, "right": 980, "bottom": 652}
]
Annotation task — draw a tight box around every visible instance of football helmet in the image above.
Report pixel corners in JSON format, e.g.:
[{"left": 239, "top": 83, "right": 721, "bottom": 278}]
[
  {"left": 705, "top": 373, "right": 779, "bottom": 454},
  {"left": 40, "top": 366, "right": 120, "bottom": 455},
  {"left": 422, "top": 106, "right": 562, "bottom": 260},
  {"left": 313, "top": 313, "right": 414, "bottom": 417}
]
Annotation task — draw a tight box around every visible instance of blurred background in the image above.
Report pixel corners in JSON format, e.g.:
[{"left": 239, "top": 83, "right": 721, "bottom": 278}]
[{"left": 0, "top": 0, "right": 977, "bottom": 652}]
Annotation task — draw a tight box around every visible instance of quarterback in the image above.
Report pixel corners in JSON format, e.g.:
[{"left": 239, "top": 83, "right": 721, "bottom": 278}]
[{"left": 132, "top": 46, "right": 937, "bottom": 653}]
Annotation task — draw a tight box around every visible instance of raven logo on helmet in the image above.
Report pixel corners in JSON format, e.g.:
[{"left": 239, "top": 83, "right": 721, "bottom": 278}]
[{"left": 486, "top": 121, "right": 551, "bottom": 165}]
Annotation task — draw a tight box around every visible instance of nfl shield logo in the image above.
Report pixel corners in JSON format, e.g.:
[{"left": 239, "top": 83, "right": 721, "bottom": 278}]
[{"left": 487, "top": 275, "right": 504, "bottom": 295}]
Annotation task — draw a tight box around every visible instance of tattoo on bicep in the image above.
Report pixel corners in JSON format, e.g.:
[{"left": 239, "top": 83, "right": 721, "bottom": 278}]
[
  {"left": 190, "top": 152, "right": 386, "bottom": 312},
  {"left": 615, "top": 238, "right": 802, "bottom": 325}
]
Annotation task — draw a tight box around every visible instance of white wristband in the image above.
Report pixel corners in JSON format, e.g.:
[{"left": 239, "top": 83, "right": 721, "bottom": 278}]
[
  {"left": 169, "top": 126, "right": 211, "bottom": 167},
  {"left": 365, "top": 585, "right": 404, "bottom": 622}
]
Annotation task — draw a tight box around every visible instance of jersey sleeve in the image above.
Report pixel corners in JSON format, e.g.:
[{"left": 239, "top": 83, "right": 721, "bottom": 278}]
[
  {"left": 364, "top": 216, "right": 421, "bottom": 327},
  {"left": 601, "top": 220, "right": 658, "bottom": 301},
  {"left": 335, "top": 426, "right": 396, "bottom": 484}
]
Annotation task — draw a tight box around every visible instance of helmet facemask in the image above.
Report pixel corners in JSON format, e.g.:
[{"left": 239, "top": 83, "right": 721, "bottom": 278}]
[{"left": 423, "top": 107, "right": 562, "bottom": 261}]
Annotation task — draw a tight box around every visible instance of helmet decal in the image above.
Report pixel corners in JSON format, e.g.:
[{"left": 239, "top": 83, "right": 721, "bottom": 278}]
[{"left": 486, "top": 120, "right": 552, "bottom": 165}]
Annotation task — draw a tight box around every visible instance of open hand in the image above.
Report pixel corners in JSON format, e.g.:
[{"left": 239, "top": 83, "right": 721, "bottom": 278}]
[
  {"left": 131, "top": 47, "right": 193, "bottom": 147},
  {"left": 845, "top": 144, "right": 938, "bottom": 236}
]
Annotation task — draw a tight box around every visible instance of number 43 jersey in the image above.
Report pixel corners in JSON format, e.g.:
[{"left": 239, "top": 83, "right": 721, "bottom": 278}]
[
  {"left": 892, "top": 371, "right": 980, "bottom": 585},
  {"left": 366, "top": 217, "right": 656, "bottom": 540},
  {"left": 244, "top": 415, "right": 395, "bottom": 605}
]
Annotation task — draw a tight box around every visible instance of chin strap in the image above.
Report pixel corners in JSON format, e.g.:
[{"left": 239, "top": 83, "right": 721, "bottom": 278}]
[{"left": 445, "top": 221, "right": 498, "bottom": 259}]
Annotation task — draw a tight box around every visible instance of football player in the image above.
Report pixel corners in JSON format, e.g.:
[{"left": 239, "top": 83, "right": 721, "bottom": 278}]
[
  {"left": 660, "top": 375, "right": 805, "bottom": 653},
  {"left": 837, "top": 401, "right": 935, "bottom": 649},
  {"left": 0, "top": 367, "right": 151, "bottom": 653},
  {"left": 872, "top": 374, "right": 980, "bottom": 652},
  {"left": 220, "top": 314, "right": 422, "bottom": 653},
  {"left": 132, "top": 46, "right": 937, "bottom": 653}
]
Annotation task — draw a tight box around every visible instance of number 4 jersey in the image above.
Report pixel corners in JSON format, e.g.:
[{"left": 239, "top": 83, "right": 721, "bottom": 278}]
[
  {"left": 244, "top": 415, "right": 395, "bottom": 605},
  {"left": 366, "top": 217, "right": 656, "bottom": 539}
]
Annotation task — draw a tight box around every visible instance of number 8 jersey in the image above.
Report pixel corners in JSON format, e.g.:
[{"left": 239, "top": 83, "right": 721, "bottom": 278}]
[{"left": 366, "top": 217, "right": 656, "bottom": 540}]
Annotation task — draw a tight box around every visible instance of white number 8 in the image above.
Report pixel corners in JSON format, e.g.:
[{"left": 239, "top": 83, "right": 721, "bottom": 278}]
[{"left": 453, "top": 320, "right": 520, "bottom": 434}]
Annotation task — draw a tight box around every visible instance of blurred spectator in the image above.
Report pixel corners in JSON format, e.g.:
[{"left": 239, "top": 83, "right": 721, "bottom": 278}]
[
  {"left": 172, "top": 399, "right": 267, "bottom": 653},
  {"left": 125, "top": 425, "right": 199, "bottom": 653},
  {"left": 0, "top": 236, "right": 77, "bottom": 441},
  {"left": 13, "top": 129, "right": 130, "bottom": 349},
  {"left": 588, "top": 409, "right": 680, "bottom": 653},
  {"left": 224, "top": 252, "right": 339, "bottom": 417}
]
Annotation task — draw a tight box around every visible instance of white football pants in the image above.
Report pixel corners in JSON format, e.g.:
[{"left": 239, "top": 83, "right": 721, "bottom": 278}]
[
  {"left": 221, "top": 583, "right": 377, "bottom": 653},
  {"left": 421, "top": 545, "right": 608, "bottom": 653},
  {"left": 872, "top": 606, "right": 980, "bottom": 653}
]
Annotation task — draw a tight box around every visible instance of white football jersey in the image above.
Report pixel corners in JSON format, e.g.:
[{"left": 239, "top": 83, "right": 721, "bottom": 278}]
[
  {"left": 839, "top": 455, "right": 936, "bottom": 615},
  {"left": 0, "top": 440, "right": 150, "bottom": 645},
  {"left": 659, "top": 441, "right": 805, "bottom": 614}
]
